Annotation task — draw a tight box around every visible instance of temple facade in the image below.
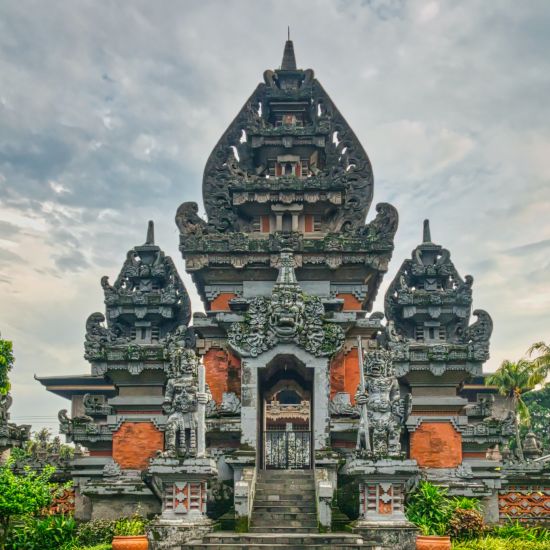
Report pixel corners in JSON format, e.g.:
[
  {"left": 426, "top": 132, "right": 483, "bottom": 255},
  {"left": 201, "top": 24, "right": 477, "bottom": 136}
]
[{"left": 37, "top": 40, "right": 546, "bottom": 548}]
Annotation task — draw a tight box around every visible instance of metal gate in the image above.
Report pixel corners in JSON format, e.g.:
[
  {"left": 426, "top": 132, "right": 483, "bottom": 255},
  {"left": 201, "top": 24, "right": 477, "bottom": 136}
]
[{"left": 264, "top": 426, "right": 311, "bottom": 469}]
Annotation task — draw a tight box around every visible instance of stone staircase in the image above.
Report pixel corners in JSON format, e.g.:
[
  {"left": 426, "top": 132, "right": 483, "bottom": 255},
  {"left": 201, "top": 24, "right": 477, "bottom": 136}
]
[
  {"left": 183, "top": 469, "right": 367, "bottom": 549},
  {"left": 250, "top": 469, "right": 318, "bottom": 533}
]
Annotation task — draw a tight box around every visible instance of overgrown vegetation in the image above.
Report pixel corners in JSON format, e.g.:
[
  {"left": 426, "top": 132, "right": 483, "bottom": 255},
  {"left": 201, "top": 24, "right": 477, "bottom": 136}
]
[
  {"left": 0, "top": 337, "right": 14, "bottom": 395},
  {"left": 487, "top": 340, "right": 550, "bottom": 458},
  {"left": 0, "top": 460, "right": 63, "bottom": 550}
]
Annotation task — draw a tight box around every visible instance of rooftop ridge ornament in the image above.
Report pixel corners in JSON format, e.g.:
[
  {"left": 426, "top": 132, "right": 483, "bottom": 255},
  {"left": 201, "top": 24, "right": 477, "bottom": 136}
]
[
  {"left": 145, "top": 220, "right": 155, "bottom": 245},
  {"left": 422, "top": 219, "right": 431, "bottom": 243},
  {"left": 281, "top": 36, "right": 297, "bottom": 70}
]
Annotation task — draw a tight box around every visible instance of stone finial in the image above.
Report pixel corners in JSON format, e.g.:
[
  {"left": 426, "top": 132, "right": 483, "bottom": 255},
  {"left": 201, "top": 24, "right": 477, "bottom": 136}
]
[
  {"left": 276, "top": 251, "right": 298, "bottom": 286},
  {"left": 423, "top": 219, "right": 431, "bottom": 243},
  {"left": 145, "top": 220, "right": 155, "bottom": 245},
  {"left": 281, "top": 39, "right": 297, "bottom": 70}
]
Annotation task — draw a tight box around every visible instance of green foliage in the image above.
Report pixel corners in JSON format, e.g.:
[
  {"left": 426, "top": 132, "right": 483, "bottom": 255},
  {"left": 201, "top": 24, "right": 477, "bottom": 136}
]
[
  {"left": 74, "top": 518, "right": 116, "bottom": 546},
  {"left": 11, "top": 428, "right": 75, "bottom": 463},
  {"left": 491, "top": 520, "right": 550, "bottom": 542},
  {"left": 451, "top": 521, "right": 550, "bottom": 548},
  {"left": 523, "top": 384, "right": 550, "bottom": 449},
  {"left": 335, "top": 475, "right": 359, "bottom": 521},
  {"left": 406, "top": 481, "right": 453, "bottom": 536},
  {"left": 208, "top": 479, "right": 234, "bottom": 519},
  {"left": 450, "top": 496, "right": 482, "bottom": 512},
  {"left": 8, "top": 514, "right": 77, "bottom": 550},
  {"left": 449, "top": 509, "right": 485, "bottom": 540},
  {"left": 0, "top": 338, "right": 14, "bottom": 395},
  {"left": 234, "top": 516, "right": 249, "bottom": 533},
  {"left": 0, "top": 460, "right": 59, "bottom": 550},
  {"left": 452, "top": 537, "right": 550, "bottom": 550},
  {"left": 113, "top": 514, "right": 148, "bottom": 536},
  {"left": 528, "top": 341, "right": 550, "bottom": 379},
  {"left": 486, "top": 358, "right": 546, "bottom": 459}
]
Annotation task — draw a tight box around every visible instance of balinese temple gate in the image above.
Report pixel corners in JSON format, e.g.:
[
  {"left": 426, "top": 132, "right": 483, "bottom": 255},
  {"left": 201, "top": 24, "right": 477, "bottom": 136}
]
[{"left": 38, "top": 40, "right": 546, "bottom": 549}]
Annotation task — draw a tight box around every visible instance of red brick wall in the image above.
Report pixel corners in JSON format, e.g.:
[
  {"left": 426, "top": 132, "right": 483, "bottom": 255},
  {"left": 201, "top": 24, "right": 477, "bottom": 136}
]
[
  {"left": 204, "top": 348, "right": 241, "bottom": 404},
  {"left": 330, "top": 348, "right": 360, "bottom": 404},
  {"left": 410, "top": 421, "right": 462, "bottom": 468},
  {"left": 336, "top": 293, "right": 363, "bottom": 311},
  {"left": 210, "top": 293, "right": 237, "bottom": 311},
  {"left": 112, "top": 421, "right": 164, "bottom": 469}
]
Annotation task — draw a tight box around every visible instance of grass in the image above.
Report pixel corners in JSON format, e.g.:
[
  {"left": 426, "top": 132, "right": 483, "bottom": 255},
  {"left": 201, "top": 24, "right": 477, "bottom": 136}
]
[{"left": 452, "top": 537, "right": 550, "bottom": 549}]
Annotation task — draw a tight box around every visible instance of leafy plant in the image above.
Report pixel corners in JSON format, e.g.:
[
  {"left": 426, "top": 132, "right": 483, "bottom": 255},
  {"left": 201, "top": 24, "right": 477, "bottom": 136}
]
[
  {"left": 450, "top": 496, "right": 482, "bottom": 511},
  {"left": 0, "top": 338, "right": 14, "bottom": 395},
  {"left": 492, "top": 520, "right": 550, "bottom": 542},
  {"left": 75, "top": 518, "right": 116, "bottom": 545},
  {"left": 0, "top": 461, "right": 60, "bottom": 550},
  {"left": 8, "top": 514, "right": 76, "bottom": 549},
  {"left": 449, "top": 508, "right": 485, "bottom": 540},
  {"left": 486, "top": 358, "right": 546, "bottom": 460},
  {"left": 113, "top": 514, "right": 148, "bottom": 537},
  {"left": 522, "top": 383, "right": 550, "bottom": 449},
  {"left": 452, "top": 537, "right": 550, "bottom": 550},
  {"left": 406, "top": 481, "right": 452, "bottom": 536}
]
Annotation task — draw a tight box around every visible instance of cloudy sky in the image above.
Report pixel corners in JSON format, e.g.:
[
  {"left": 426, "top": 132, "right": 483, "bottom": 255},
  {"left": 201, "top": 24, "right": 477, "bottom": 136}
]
[{"left": 1, "top": 0, "right": 549, "bottom": 434}]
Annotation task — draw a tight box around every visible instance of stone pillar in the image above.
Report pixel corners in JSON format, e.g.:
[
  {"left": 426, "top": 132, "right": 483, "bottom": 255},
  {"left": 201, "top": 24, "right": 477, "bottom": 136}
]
[
  {"left": 342, "top": 458, "right": 419, "bottom": 550},
  {"left": 147, "top": 456, "right": 218, "bottom": 549},
  {"left": 197, "top": 360, "right": 206, "bottom": 458}
]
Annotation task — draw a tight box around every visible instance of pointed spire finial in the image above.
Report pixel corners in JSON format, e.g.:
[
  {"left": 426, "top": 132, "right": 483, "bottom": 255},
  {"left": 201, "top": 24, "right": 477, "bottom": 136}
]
[
  {"left": 288, "top": 26, "right": 290, "bottom": 41},
  {"left": 281, "top": 34, "right": 297, "bottom": 70},
  {"left": 146, "top": 220, "right": 155, "bottom": 245},
  {"left": 423, "top": 219, "right": 431, "bottom": 243}
]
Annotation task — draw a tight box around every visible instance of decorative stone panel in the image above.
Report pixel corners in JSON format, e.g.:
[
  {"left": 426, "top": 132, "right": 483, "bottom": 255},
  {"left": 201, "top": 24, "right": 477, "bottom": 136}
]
[
  {"left": 113, "top": 421, "right": 164, "bottom": 469},
  {"left": 164, "top": 481, "right": 207, "bottom": 516},
  {"left": 498, "top": 486, "right": 550, "bottom": 523},
  {"left": 410, "top": 421, "right": 462, "bottom": 468}
]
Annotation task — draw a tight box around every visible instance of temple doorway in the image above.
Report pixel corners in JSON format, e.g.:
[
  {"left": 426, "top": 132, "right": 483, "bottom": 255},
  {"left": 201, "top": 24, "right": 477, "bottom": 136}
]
[{"left": 259, "top": 355, "right": 313, "bottom": 470}]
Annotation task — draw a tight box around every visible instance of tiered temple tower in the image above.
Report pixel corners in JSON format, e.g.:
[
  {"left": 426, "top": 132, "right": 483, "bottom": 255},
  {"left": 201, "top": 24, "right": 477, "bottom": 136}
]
[{"left": 37, "top": 41, "right": 521, "bottom": 540}]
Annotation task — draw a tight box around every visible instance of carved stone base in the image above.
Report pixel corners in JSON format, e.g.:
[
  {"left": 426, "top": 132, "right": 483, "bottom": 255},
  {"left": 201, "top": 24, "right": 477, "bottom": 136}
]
[
  {"left": 147, "top": 517, "right": 214, "bottom": 550},
  {"left": 146, "top": 456, "right": 218, "bottom": 522},
  {"left": 352, "top": 522, "right": 418, "bottom": 550}
]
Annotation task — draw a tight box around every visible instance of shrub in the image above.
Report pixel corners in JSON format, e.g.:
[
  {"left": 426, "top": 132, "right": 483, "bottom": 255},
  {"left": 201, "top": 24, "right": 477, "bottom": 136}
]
[
  {"left": 449, "top": 508, "right": 485, "bottom": 540},
  {"left": 8, "top": 514, "right": 77, "bottom": 550},
  {"left": 0, "top": 461, "right": 60, "bottom": 550},
  {"left": 75, "top": 518, "right": 116, "bottom": 546},
  {"left": 452, "top": 536, "right": 550, "bottom": 549},
  {"left": 406, "top": 481, "right": 453, "bottom": 536},
  {"left": 492, "top": 521, "right": 550, "bottom": 542}
]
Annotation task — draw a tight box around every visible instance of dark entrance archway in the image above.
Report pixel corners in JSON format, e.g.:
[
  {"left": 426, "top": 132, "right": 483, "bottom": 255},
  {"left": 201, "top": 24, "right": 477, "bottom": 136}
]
[{"left": 259, "top": 355, "right": 313, "bottom": 469}]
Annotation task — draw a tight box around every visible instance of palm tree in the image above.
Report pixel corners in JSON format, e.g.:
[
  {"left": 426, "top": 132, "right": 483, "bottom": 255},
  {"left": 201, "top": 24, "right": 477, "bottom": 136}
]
[
  {"left": 486, "top": 359, "right": 545, "bottom": 461},
  {"left": 528, "top": 341, "right": 550, "bottom": 378}
]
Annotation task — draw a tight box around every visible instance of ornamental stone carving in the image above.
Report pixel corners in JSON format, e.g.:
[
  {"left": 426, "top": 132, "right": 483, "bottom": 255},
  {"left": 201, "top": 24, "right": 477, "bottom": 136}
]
[
  {"left": 228, "top": 252, "right": 344, "bottom": 358},
  {"left": 356, "top": 349, "right": 405, "bottom": 458},
  {"left": 162, "top": 348, "right": 210, "bottom": 458}
]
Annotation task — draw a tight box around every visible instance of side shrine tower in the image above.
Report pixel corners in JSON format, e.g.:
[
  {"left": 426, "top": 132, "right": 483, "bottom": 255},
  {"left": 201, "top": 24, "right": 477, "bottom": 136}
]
[{"left": 38, "top": 40, "right": 522, "bottom": 548}]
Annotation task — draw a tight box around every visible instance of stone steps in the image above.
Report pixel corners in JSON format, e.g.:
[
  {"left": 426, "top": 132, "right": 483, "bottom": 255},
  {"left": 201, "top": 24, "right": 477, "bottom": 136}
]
[
  {"left": 183, "top": 532, "right": 367, "bottom": 549},
  {"left": 250, "top": 469, "right": 318, "bottom": 533}
]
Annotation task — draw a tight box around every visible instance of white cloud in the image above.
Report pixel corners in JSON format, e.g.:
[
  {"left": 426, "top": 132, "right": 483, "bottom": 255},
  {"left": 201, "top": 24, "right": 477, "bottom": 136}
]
[{"left": 0, "top": 0, "right": 548, "bottom": 434}]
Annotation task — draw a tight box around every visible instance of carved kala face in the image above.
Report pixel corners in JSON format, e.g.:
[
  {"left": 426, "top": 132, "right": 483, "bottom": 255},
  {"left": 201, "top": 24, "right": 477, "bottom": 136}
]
[{"left": 271, "top": 289, "right": 303, "bottom": 338}]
